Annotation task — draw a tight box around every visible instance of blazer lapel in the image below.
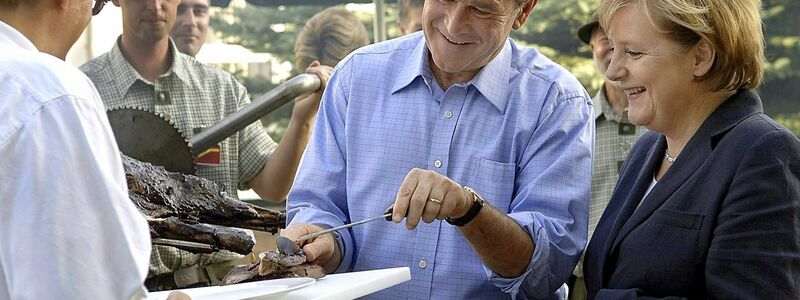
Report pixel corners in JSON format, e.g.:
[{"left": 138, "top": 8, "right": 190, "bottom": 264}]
[
  {"left": 599, "top": 136, "right": 665, "bottom": 279},
  {"left": 610, "top": 135, "right": 712, "bottom": 253}
]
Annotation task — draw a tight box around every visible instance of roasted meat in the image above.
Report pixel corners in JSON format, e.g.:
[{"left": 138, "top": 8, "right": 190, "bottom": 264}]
[
  {"left": 148, "top": 217, "right": 255, "bottom": 254},
  {"left": 122, "top": 154, "right": 286, "bottom": 254},
  {"left": 221, "top": 251, "right": 325, "bottom": 285}
]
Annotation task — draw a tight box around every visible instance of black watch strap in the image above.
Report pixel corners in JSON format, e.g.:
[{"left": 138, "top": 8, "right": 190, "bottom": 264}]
[{"left": 446, "top": 186, "right": 485, "bottom": 227}]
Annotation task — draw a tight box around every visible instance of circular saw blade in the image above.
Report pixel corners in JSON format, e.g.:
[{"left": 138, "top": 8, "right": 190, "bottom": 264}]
[{"left": 107, "top": 107, "right": 196, "bottom": 174}]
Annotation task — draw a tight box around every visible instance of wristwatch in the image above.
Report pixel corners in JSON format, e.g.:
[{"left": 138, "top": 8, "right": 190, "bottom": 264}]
[{"left": 446, "top": 186, "right": 485, "bottom": 227}]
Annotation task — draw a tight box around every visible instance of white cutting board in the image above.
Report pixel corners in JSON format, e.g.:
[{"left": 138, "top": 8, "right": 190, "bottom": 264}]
[
  {"left": 284, "top": 267, "right": 411, "bottom": 300},
  {"left": 147, "top": 277, "right": 314, "bottom": 300}
]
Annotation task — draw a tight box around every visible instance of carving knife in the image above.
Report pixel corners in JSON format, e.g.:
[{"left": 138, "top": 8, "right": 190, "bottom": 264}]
[{"left": 277, "top": 207, "right": 393, "bottom": 254}]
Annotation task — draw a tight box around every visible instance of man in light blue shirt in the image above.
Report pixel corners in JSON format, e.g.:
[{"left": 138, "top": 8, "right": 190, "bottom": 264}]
[{"left": 282, "top": 0, "right": 593, "bottom": 298}]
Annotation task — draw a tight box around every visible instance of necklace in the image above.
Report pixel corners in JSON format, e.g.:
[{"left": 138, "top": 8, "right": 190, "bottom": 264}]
[{"left": 665, "top": 150, "right": 677, "bottom": 164}]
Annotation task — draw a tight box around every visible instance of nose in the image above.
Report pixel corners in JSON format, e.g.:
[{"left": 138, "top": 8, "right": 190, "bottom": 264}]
[
  {"left": 185, "top": 10, "right": 197, "bottom": 26},
  {"left": 604, "top": 52, "right": 626, "bottom": 82},
  {"left": 444, "top": 3, "right": 471, "bottom": 34},
  {"left": 143, "top": 0, "right": 159, "bottom": 11}
]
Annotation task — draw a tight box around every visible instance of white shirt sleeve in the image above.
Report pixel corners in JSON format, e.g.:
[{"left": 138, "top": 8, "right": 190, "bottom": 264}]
[{"left": 0, "top": 94, "right": 151, "bottom": 300}]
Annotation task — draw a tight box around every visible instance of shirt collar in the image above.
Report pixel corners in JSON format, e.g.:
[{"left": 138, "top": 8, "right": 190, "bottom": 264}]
[
  {"left": 0, "top": 21, "right": 37, "bottom": 52},
  {"left": 109, "top": 37, "right": 190, "bottom": 95},
  {"left": 391, "top": 35, "right": 512, "bottom": 113},
  {"left": 470, "top": 39, "right": 511, "bottom": 113},
  {"left": 391, "top": 34, "right": 429, "bottom": 95},
  {"left": 167, "top": 38, "right": 191, "bottom": 83},
  {"left": 595, "top": 85, "right": 631, "bottom": 123}
]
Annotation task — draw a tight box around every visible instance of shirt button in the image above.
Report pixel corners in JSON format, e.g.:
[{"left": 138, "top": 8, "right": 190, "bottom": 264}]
[
  {"left": 156, "top": 91, "right": 170, "bottom": 104},
  {"left": 419, "top": 259, "right": 427, "bottom": 269},
  {"left": 434, "top": 159, "right": 442, "bottom": 168},
  {"left": 444, "top": 111, "right": 453, "bottom": 119}
]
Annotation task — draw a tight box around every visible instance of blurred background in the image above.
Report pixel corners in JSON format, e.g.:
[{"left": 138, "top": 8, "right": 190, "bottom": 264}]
[{"left": 67, "top": 0, "right": 799, "bottom": 138}]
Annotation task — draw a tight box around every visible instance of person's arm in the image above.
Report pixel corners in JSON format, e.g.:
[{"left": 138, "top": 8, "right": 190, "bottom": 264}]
[
  {"left": 0, "top": 94, "right": 151, "bottom": 299},
  {"left": 249, "top": 61, "right": 333, "bottom": 202},
  {"left": 390, "top": 168, "right": 534, "bottom": 277},
  {"left": 390, "top": 88, "right": 594, "bottom": 298},
  {"left": 282, "top": 58, "right": 355, "bottom": 273},
  {"left": 702, "top": 130, "right": 800, "bottom": 299}
]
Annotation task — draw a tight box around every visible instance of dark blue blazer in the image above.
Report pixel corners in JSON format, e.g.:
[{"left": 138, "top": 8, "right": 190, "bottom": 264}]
[{"left": 584, "top": 89, "right": 800, "bottom": 299}]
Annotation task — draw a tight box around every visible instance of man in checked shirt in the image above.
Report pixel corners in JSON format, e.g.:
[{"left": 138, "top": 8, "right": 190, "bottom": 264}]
[{"left": 80, "top": 0, "right": 330, "bottom": 291}]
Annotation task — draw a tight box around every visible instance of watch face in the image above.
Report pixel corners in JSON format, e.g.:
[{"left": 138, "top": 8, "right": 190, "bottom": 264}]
[
  {"left": 464, "top": 186, "right": 484, "bottom": 204},
  {"left": 446, "top": 186, "right": 484, "bottom": 226}
]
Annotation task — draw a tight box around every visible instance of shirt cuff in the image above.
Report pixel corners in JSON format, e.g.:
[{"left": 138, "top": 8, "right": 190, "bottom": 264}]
[{"left": 485, "top": 213, "right": 556, "bottom": 299}]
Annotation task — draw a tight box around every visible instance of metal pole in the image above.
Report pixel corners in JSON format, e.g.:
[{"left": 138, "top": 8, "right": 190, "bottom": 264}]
[
  {"left": 373, "top": 0, "right": 387, "bottom": 42},
  {"left": 189, "top": 73, "right": 321, "bottom": 154}
]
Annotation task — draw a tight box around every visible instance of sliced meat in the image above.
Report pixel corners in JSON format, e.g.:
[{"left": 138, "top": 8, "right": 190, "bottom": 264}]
[{"left": 221, "top": 251, "right": 325, "bottom": 285}]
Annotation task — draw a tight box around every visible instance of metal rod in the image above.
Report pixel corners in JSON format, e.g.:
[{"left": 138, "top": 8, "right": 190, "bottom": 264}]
[
  {"left": 189, "top": 73, "right": 321, "bottom": 154},
  {"left": 373, "top": 0, "right": 387, "bottom": 42},
  {"left": 152, "top": 238, "right": 216, "bottom": 253}
]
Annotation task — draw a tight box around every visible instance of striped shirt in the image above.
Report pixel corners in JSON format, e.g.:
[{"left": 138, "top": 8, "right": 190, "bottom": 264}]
[
  {"left": 288, "top": 32, "right": 593, "bottom": 299},
  {"left": 80, "top": 38, "right": 277, "bottom": 277}
]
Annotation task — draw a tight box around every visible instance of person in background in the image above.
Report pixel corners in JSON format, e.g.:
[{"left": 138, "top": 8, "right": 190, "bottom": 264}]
[
  {"left": 281, "top": 0, "right": 594, "bottom": 298},
  {"left": 396, "top": 0, "right": 424, "bottom": 36},
  {"left": 584, "top": 0, "right": 800, "bottom": 298},
  {"left": 0, "top": 0, "right": 172, "bottom": 299},
  {"left": 293, "top": 6, "right": 369, "bottom": 75},
  {"left": 81, "top": 0, "right": 329, "bottom": 291},
  {"left": 170, "top": 0, "right": 209, "bottom": 57},
  {"left": 568, "top": 13, "right": 645, "bottom": 300}
]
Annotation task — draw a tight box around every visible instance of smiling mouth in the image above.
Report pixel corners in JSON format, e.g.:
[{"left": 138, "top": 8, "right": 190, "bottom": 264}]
[
  {"left": 624, "top": 87, "right": 647, "bottom": 97},
  {"left": 440, "top": 29, "right": 468, "bottom": 45}
]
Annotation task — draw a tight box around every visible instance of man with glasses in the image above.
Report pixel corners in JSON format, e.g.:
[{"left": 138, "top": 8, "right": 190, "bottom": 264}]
[
  {"left": 0, "top": 0, "right": 149, "bottom": 298},
  {"left": 80, "top": 0, "right": 330, "bottom": 291}
]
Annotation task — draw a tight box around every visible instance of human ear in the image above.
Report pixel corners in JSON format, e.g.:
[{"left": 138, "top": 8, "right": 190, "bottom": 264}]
[
  {"left": 512, "top": 0, "right": 538, "bottom": 30},
  {"left": 692, "top": 38, "right": 715, "bottom": 77}
]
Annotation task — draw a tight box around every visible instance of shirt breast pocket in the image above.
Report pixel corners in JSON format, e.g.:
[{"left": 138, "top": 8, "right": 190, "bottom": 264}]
[{"left": 468, "top": 156, "right": 517, "bottom": 212}]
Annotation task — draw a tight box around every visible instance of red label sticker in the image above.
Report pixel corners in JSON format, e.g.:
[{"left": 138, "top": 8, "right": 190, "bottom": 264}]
[{"left": 195, "top": 145, "right": 221, "bottom": 165}]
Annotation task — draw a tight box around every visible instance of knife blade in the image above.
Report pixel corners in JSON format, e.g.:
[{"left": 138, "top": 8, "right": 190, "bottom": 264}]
[{"left": 277, "top": 207, "right": 393, "bottom": 254}]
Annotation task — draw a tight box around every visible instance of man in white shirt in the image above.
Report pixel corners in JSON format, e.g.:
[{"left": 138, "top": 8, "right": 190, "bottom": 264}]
[{"left": 0, "top": 0, "right": 183, "bottom": 299}]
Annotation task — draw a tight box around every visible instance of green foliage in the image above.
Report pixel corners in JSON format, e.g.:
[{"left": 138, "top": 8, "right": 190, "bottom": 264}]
[
  {"left": 210, "top": 5, "right": 324, "bottom": 64},
  {"left": 774, "top": 112, "right": 800, "bottom": 136}
]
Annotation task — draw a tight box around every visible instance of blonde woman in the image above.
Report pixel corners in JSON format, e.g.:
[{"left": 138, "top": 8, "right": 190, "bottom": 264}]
[{"left": 583, "top": 0, "right": 800, "bottom": 298}]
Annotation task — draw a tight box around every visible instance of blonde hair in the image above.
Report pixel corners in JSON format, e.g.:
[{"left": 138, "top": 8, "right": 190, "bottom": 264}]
[
  {"left": 294, "top": 6, "right": 370, "bottom": 74},
  {"left": 598, "top": 0, "right": 765, "bottom": 91}
]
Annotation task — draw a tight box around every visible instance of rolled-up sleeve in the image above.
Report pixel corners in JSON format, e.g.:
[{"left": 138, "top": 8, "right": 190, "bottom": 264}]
[{"left": 487, "top": 88, "right": 594, "bottom": 299}]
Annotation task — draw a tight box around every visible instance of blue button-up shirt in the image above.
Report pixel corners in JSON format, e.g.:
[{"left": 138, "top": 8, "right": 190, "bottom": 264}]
[{"left": 287, "top": 32, "right": 593, "bottom": 299}]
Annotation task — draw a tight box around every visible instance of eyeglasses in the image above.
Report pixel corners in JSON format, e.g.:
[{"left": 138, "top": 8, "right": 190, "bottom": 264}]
[{"left": 92, "top": 0, "right": 110, "bottom": 16}]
